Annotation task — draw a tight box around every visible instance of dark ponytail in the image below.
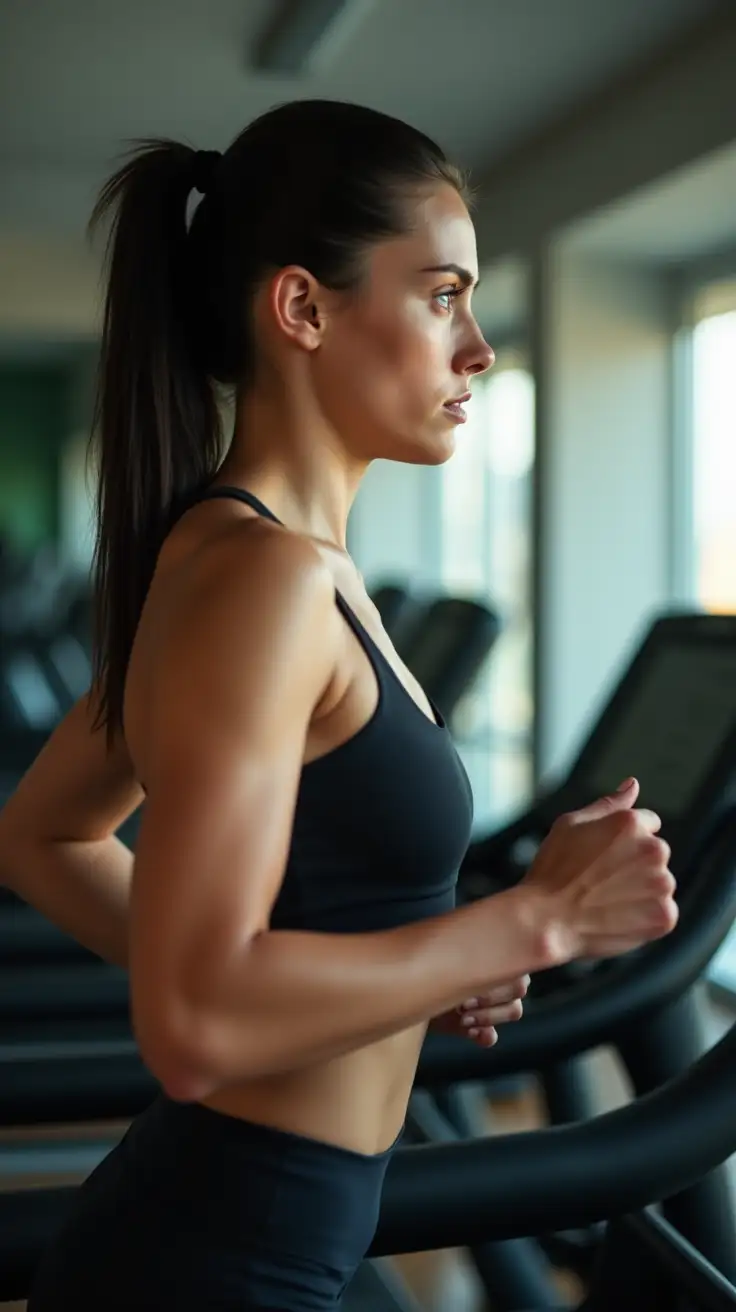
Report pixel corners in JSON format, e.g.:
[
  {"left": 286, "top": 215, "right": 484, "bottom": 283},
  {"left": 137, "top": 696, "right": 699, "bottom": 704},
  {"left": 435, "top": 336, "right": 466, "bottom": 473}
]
[
  {"left": 87, "top": 140, "right": 224, "bottom": 744},
  {"left": 87, "top": 101, "right": 467, "bottom": 745}
]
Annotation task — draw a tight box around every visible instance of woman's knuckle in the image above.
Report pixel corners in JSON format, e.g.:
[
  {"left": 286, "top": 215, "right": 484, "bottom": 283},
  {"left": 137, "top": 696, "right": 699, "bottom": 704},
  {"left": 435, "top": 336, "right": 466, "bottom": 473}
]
[
  {"left": 652, "top": 898, "right": 678, "bottom": 934},
  {"left": 653, "top": 868, "right": 676, "bottom": 895},
  {"left": 641, "top": 835, "right": 666, "bottom": 862}
]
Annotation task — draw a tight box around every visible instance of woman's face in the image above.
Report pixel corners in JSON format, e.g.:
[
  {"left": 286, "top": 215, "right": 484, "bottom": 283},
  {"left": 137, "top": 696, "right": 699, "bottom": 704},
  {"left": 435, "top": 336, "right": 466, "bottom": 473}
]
[{"left": 314, "top": 183, "right": 495, "bottom": 465}]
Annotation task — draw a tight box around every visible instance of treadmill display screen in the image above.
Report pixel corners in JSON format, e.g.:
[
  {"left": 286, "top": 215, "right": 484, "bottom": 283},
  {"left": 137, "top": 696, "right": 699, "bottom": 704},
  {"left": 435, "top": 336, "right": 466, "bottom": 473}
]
[{"left": 585, "top": 644, "right": 736, "bottom": 818}]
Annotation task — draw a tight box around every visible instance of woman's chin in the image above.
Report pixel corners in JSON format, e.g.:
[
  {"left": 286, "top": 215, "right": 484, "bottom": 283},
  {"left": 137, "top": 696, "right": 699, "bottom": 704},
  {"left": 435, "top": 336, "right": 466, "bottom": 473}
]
[
  {"left": 424, "top": 425, "right": 458, "bottom": 465},
  {"left": 368, "top": 422, "right": 457, "bottom": 467},
  {"left": 393, "top": 440, "right": 455, "bottom": 468}
]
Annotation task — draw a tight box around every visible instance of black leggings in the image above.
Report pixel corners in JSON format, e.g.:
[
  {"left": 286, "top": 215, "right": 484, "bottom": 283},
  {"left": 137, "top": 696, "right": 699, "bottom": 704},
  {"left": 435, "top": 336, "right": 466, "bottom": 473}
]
[{"left": 28, "top": 1093, "right": 402, "bottom": 1311}]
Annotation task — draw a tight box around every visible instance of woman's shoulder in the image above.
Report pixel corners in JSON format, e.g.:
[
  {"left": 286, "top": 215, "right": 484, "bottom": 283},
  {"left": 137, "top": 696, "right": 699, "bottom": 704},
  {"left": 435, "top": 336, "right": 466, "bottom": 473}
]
[{"left": 157, "top": 495, "right": 329, "bottom": 601}]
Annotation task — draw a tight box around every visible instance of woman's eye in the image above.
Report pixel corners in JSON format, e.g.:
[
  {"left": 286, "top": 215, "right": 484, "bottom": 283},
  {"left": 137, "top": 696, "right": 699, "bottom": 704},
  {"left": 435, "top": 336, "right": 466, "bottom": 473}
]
[{"left": 435, "top": 288, "right": 460, "bottom": 313}]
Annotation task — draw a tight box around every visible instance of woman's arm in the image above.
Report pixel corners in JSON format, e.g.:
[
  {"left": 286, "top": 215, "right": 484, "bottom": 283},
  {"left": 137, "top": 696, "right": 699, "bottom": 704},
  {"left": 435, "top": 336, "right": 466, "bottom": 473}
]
[
  {"left": 0, "top": 526, "right": 553, "bottom": 1103},
  {"left": 0, "top": 695, "right": 143, "bottom": 968},
  {"left": 123, "top": 525, "right": 552, "bottom": 1101}
]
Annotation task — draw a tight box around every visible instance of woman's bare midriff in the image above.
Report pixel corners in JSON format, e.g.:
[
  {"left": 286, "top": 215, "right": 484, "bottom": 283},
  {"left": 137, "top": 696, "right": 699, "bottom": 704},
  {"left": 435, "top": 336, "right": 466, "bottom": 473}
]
[
  {"left": 200, "top": 1023, "right": 428, "bottom": 1156},
  {"left": 125, "top": 498, "right": 442, "bottom": 1158}
]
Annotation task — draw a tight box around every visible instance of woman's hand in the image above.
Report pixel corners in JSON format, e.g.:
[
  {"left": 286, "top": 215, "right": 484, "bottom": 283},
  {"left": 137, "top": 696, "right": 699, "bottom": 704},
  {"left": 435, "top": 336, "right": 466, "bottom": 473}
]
[
  {"left": 430, "top": 975, "right": 530, "bottom": 1048},
  {"left": 521, "top": 776, "right": 678, "bottom": 962}
]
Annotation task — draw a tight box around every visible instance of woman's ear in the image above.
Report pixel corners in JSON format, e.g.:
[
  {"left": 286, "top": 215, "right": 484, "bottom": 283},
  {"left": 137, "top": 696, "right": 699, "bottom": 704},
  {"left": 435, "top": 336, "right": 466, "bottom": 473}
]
[{"left": 269, "top": 266, "right": 324, "bottom": 352}]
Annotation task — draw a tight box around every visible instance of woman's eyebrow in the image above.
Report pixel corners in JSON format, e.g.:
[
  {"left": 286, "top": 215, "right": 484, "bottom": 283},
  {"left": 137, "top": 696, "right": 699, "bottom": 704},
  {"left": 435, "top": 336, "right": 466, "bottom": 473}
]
[{"left": 420, "top": 263, "right": 479, "bottom": 289}]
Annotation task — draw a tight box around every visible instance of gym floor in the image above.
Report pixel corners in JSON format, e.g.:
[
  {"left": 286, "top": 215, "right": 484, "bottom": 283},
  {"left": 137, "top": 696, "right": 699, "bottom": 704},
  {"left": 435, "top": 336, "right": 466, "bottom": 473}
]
[{"left": 1, "top": 988, "right": 732, "bottom": 1312}]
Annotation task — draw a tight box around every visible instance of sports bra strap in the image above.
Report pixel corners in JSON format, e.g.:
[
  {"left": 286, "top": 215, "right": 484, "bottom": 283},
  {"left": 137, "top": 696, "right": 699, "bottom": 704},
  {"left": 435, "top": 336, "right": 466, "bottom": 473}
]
[
  {"left": 191, "top": 485, "right": 284, "bottom": 526},
  {"left": 194, "top": 486, "right": 365, "bottom": 634}
]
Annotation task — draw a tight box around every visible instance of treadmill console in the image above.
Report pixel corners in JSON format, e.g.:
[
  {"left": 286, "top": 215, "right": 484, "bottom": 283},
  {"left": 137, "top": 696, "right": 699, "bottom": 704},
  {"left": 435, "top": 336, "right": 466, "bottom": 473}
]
[
  {"left": 571, "top": 615, "right": 736, "bottom": 861},
  {"left": 461, "top": 615, "right": 736, "bottom": 891}
]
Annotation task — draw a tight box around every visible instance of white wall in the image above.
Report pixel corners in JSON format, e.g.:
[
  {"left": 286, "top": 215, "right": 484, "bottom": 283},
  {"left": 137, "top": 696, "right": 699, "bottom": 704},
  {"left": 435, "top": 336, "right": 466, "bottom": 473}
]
[{"left": 537, "top": 247, "right": 673, "bottom": 779}]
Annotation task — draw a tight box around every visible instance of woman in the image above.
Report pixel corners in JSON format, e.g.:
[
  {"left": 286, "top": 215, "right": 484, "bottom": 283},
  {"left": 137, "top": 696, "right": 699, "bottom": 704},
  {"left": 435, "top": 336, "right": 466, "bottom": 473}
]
[{"left": 0, "top": 100, "right": 676, "bottom": 1310}]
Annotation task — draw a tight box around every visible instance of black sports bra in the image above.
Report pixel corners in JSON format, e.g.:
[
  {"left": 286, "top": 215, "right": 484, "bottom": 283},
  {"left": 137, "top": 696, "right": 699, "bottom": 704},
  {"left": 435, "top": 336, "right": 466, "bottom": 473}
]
[{"left": 185, "top": 485, "right": 474, "bottom": 933}]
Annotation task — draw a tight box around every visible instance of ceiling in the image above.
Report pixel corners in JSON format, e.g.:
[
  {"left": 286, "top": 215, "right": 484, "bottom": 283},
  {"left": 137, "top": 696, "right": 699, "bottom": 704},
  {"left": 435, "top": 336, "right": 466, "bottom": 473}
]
[
  {"left": 0, "top": 0, "right": 725, "bottom": 239},
  {"left": 565, "top": 139, "right": 736, "bottom": 266}
]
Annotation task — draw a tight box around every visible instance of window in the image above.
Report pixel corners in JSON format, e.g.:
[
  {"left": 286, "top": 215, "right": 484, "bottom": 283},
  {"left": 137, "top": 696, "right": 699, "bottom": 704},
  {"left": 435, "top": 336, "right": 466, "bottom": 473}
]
[
  {"left": 440, "top": 354, "right": 535, "bottom": 830},
  {"left": 691, "top": 282, "right": 736, "bottom": 614},
  {"left": 687, "top": 279, "right": 736, "bottom": 1003}
]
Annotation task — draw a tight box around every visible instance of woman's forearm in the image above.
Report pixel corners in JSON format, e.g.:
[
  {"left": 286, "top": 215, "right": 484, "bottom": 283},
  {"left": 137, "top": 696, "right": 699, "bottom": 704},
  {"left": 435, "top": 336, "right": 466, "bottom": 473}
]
[
  {"left": 150, "top": 885, "right": 551, "bottom": 1099},
  {"left": 0, "top": 835, "right": 132, "bottom": 969},
  {"left": 0, "top": 832, "right": 552, "bottom": 1106}
]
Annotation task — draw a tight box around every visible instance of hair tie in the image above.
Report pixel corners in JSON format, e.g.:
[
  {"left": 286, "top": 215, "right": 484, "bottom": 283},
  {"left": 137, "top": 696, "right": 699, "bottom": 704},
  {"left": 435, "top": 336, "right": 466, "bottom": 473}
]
[{"left": 191, "top": 149, "right": 222, "bottom": 196}]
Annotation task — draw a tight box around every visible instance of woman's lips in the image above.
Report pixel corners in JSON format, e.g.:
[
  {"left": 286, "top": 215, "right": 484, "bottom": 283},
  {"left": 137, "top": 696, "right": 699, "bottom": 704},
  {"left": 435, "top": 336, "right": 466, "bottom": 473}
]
[{"left": 442, "top": 392, "right": 471, "bottom": 423}]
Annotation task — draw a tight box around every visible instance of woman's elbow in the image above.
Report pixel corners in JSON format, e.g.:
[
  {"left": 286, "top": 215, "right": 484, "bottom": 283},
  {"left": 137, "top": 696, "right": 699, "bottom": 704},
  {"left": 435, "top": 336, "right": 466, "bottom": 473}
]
[
  {"left": 130, "top": 931, "right": 264, "bottom": 1098},
  {"left": 158, "top": 1060, "right": 221, "bottom": 1105},
  {"left": 132, "top": 995, "right": 226, "bottom": 1103}
]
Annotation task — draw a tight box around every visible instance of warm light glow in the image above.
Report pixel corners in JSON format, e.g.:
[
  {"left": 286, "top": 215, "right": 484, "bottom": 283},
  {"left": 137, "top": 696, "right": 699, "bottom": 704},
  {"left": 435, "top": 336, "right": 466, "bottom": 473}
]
[
  {"left": 485, "top": 369, "right": 535, "bottom": 480},
  {"left": 693, "top": 309, "right": 736, "bottom": 613}
]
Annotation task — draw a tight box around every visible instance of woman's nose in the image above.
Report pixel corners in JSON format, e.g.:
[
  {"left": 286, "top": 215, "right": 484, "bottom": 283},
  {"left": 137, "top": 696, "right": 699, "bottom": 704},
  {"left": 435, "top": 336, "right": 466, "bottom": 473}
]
[{"left": 465, "top": 335, "right": 495, "bottom": 378}]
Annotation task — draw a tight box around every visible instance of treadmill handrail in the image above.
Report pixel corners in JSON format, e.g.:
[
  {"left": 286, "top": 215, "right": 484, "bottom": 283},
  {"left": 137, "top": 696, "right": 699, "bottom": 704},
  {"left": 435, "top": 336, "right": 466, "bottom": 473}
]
[
  {"left": 377, "top": 1015, "right": 736, "bottom": 1253},
  {"left": 0, "top": 961, "right": 128, "bottom": 1020},
  {"left": 2, "top": 1019, "right": 736, "bottom": 1300}
]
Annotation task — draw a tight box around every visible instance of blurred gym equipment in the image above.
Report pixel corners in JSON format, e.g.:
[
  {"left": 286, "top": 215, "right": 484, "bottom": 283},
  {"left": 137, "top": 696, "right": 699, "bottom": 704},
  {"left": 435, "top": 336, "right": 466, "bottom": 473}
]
[{"left": 3, "top": 1013, "right": 736, "bottom": 1307}]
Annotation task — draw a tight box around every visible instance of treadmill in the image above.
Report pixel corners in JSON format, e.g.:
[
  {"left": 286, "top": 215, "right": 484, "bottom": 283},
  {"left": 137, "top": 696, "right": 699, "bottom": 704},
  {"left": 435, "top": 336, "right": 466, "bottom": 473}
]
[
  {"left": 459, "top": 608, "right": 736, "bottom": 1133},
  {"left": 4, "top": 1000, "right": 736, "bottom": 1308},
  {"left": 450, "top": 610, "right": 736, "bottom": 1299}
]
